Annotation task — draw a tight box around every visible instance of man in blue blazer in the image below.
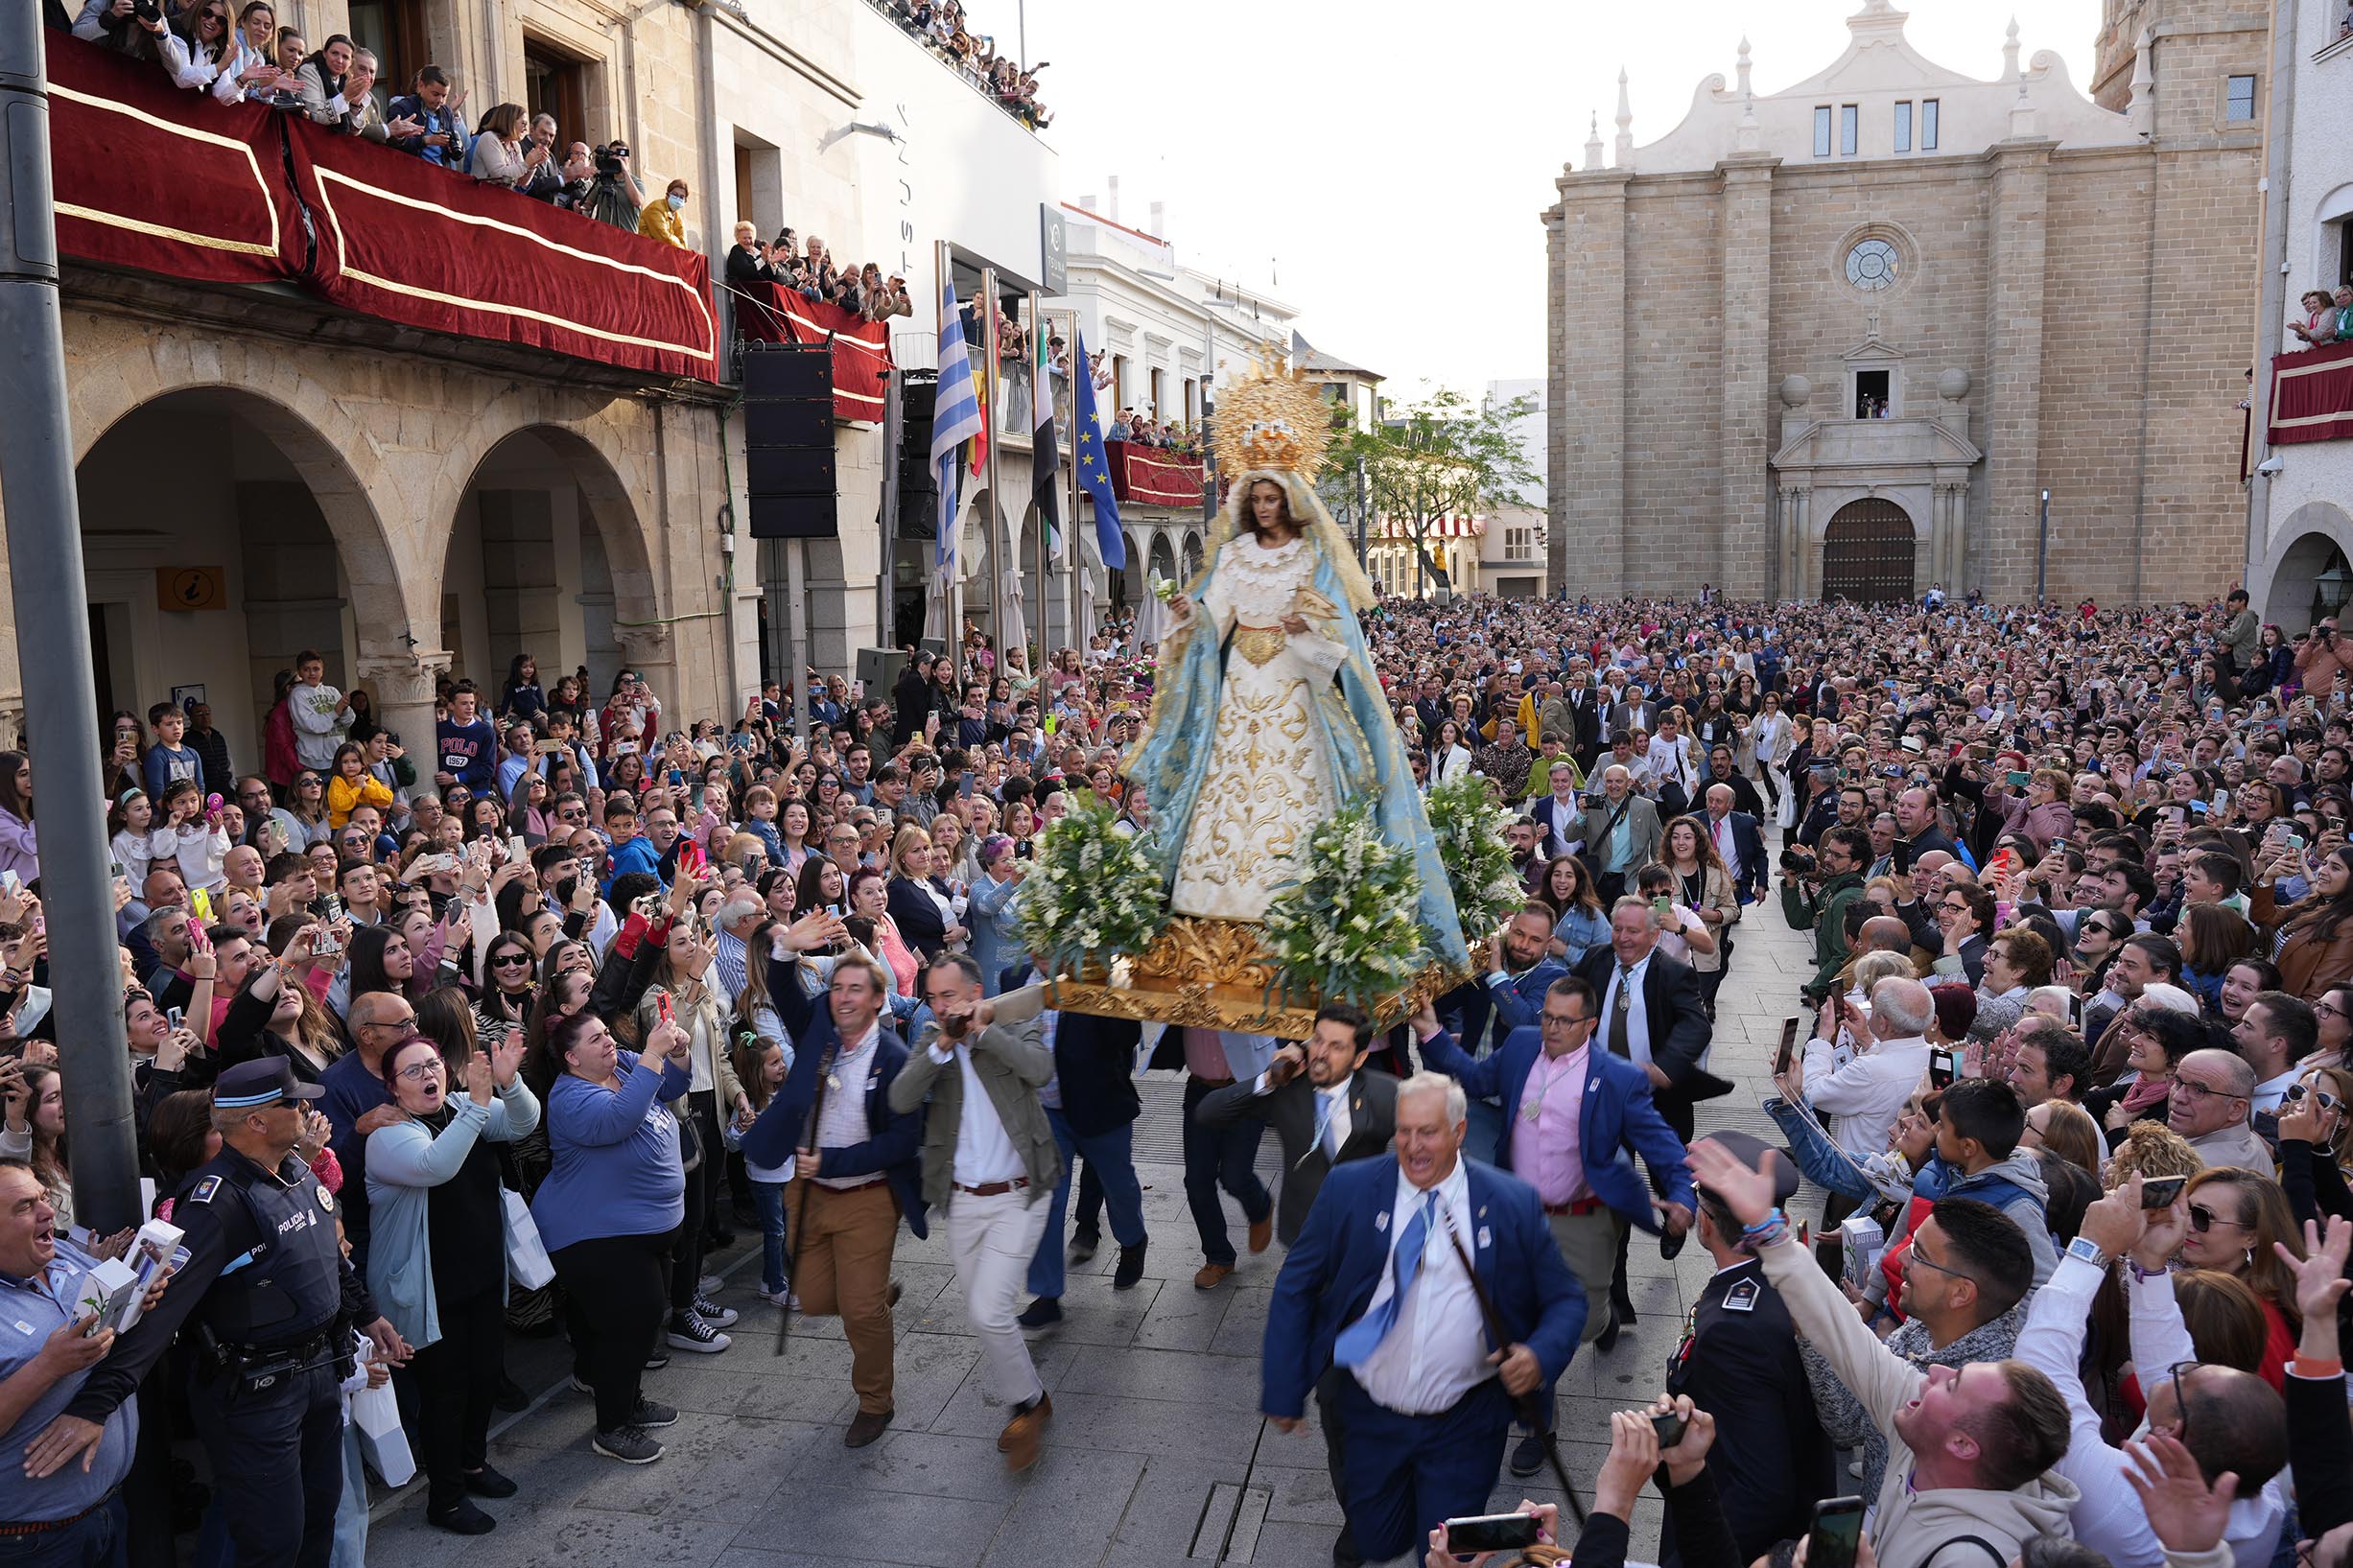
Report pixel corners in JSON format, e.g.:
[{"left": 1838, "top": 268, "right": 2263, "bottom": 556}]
[
  {"left": 1413, "top": 975, "right": 1693, "bottom": 1472},
  {"left": 742, "top": 916, "right": 926, "bottom": 1449},
  {"left": 1260, "top": 1072, "right": 1587, "bottom": 1566}
]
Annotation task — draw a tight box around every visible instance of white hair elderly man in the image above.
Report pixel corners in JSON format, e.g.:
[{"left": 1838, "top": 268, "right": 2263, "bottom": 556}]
[
  {"left": 1784, "top": 977, "right": 1935, "bottom": 1159},
  {"left": 1259, "top": 1071, "right": 1587, "bottom": 1566},
  {"left": 713, "top": 889, "right": 765, "bottom": 1003}
]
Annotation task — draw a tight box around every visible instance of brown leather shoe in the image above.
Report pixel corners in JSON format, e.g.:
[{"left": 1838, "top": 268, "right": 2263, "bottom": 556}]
[
  {"left": 999, "top": 1393, "right": 1052, "bottom": 1469},
  {"left": 1193, "top": 1261, "right": 1234, "bottom": 1290},
  {"left": 843, "top": 1408, "right": 894, "bottom": 1448},
  {"left": 1248, "top": 1216, "right": 1273, "bottom": 1254}
]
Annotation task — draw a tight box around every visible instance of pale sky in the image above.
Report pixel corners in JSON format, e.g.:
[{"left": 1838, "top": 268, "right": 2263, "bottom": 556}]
[{"left": 1020, "top": 0, "right": 2104, "bottom": 400}]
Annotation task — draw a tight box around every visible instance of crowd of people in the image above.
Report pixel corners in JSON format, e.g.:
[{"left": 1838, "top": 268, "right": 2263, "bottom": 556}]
[
  {"left": 878, "top": 0, "right": 1051, "bottom": 128},
  {"left": 724, "top": 224, "right": 914, "bottom": 322},
  {"left": 0, "top": 580, "right": 2348, "bottom": 1568}
]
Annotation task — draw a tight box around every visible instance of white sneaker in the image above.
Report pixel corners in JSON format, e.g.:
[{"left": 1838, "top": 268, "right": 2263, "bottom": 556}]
[
  {"left": 757, "top": 1286, "right": 801, "bottom": 1310},
  {"left": 697, "top": 1274, "right": 722, "bottom": 1296},
  {"left": 691, "top": 1295, "right": 741, "bottom": 1328}
]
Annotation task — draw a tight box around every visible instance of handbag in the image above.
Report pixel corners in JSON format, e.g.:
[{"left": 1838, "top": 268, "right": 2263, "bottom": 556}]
[
  {"left": 350, "top": 1372, "right": 414, "bottom": 1486},
  {"left": 500, "top": 1187, "right": 555, "bottom": 1290}
]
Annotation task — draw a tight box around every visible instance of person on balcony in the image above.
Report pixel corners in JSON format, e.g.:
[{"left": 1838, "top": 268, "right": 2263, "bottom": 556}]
[
  {"left": 516, "top": 114, "right": 566, "bottom": 200},
  {"left": 726, "top": 223, "right": 777, "bottom": 285},
  {"left": 466, "top": 104, "right": 546, "bottom": 191},
  {"left": 2292, "top": 290, "right": 2341, "bottom": 348},
  {"left": 143, "top": 0, "right": 232, "bottom": 94},
  {"left": 639, "top": 179, "right": 690, "bottom": 248},
  {"left": 388, "top": 64, "right": 470, "bottom": 170}
]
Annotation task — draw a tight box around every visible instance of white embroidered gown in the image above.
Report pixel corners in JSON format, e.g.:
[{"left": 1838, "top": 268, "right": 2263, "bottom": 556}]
[{"left": 1169, "top": 534, "right": 1349, "bottom": 921}]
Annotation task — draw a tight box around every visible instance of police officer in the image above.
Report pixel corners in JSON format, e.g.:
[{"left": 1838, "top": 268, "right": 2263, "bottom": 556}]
[
  {"left": 63, "top": 1059, "right": 410, "bottom": 1568},
  {"left": 1661, "top": 1131, "right": 1833, "bottom": 1567}
]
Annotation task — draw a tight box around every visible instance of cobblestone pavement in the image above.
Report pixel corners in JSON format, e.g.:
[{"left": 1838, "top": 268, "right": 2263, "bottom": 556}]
[{"left": 366, "top": 901, "right": 1824, "bottom": 1568}]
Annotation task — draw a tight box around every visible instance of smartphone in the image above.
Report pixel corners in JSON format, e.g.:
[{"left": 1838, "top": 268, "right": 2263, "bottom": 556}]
[
  {"left": 506, "top": 834, "right": 529, "bottom": 864},
  {"left": 668, "top": 768, "right": 684, "bottom": 787},
  {"left": 1776, "top": 1016, "right": 1802, "bottom": 1076},
  {"left": 165, "top": 1006, "right": 183, "bottom": 1032},
  {"left": 1652, "top": 895, "right": 1673, "bottom": 923},
  {"left": 2067, "top": 990, "right": 2084, "bottom": 1028},
  {"left": 318, "top": 894, "right": 344, "bottom": 924},
  {"left": 1928, "top": 1048, "right": 1961, "bottom": 1090},
  {"left": 1440, "top": 1514, "right": 1542, "bottom": 1555},
  {"left": 2290, "top": 834, "right": 2308, "bottom": 852},
  {"left": 657, "top": 992, "right": 673, "bottom": 1025},
  {"left": 1891, "top": 836, "right": 1915, "bottom": 876},
  {"left": 0, "top": 871, "right": 17, "bottom": 897},
  {"left": 2168, "top": 806, "right": 2188, "bottom": 828},
  {"left": 2140, "top": 1174, "right": 2188, "bottom": 1209},
  {"left": 1806, "top": 1497, "right": 1868, "bottom": 1568},
  {"left": 1649, "top": 1411, "right": 1688, "bottom": 1448},
  {"left": 2006, "top": 770, "right": 2031, "bottom": 787},
  {"left": 189, "top": 887, "right": 214, "bottom": 923}
]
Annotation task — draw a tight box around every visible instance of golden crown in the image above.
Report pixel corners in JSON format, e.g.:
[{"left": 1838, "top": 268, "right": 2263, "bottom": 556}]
[{"left": 1209, "top": 350, "right": 1332, "bottom": 479}]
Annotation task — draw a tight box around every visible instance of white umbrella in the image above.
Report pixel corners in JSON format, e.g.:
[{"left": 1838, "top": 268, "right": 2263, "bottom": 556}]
[{"left": 1000, "top": 562, "right": 1027, "bottom": 665}]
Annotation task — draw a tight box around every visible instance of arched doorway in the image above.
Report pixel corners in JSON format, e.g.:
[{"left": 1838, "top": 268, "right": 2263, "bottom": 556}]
[
  {"left": 1822, "top": 500, "right": 1917, "bottom": 604},
  {"left": 443, "top": 426, "right": 654, "bottom": 709},
  {"left": 2265, "top": 522, "right": 2353, "bottom": 634},
  {"left": 1147, "top": 532, "right": 1178, "bottom": 587},
  {"left": 73, "top": 387, "right": 401, "bottom": 774},
  {"left": 1182, "top": 531, "right": 1204, "bottom": 579}
]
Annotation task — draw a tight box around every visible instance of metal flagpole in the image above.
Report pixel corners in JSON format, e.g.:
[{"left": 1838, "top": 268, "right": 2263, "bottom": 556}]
[
  {"left": 981, "top": 266, "right": 1004, "bottom": 660},
  {"left": 1029, "top": 289, "right": 1048, "bottom": 663}
]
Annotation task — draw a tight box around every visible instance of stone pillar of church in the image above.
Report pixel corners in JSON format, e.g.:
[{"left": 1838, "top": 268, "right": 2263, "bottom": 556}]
[
  {"left": 1982, "top": 140, "right": 2053, "bottom": 600},
  {"left": 1718, "top": 157, "right": 1778, "bottom": 598},
  {"left": 1547, "top": 169, "right": 1632, "bottom": 597}
]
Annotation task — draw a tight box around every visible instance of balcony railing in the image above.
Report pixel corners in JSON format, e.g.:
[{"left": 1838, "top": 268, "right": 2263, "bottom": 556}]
[
  {"left": 2268, "top": 341, "right": 2353, "bottom": 447},
  {"left": 47, "top": 32, "right": 718, "bottom": 383},
  {"left": 1097, "top": 441, "right": 1204, "bottom": 507}
]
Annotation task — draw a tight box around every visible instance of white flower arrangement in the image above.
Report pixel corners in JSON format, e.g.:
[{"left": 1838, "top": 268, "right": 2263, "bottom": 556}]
[
  {"left": 1424, "top": 775, "right": 1524, "bottom": 948},
  {"left": 1017, "top": 791, "right": 1168, "bottom": 978},
  {"left": 1260, "top": 802, "right": 1427, "bottom": 1013}
]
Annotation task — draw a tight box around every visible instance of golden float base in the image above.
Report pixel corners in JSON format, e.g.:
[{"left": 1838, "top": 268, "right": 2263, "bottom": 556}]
[{"left": 1041, "top": 917, "right": 1482, "bottom": 1037}]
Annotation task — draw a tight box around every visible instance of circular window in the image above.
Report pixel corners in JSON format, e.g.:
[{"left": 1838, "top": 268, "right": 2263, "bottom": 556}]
[{"left": 1846, "top": 239, "right": 1900, "bottom": 292}]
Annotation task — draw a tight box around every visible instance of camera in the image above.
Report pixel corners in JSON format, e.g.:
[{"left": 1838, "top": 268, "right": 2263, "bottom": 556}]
[
  {"left": 1778, "top": 846, "right": 1815, "bottom": 875},
  {"left": 132, "top": 0, "right": 162, "bottom": 21},
  {"left": 594, "top": 143, "right": 629, "bottom": 176}
]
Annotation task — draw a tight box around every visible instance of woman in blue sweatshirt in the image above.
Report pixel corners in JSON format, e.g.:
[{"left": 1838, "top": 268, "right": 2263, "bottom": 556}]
[{"left": 528, "top": 1009, "right": 690, "bottom": 1464}]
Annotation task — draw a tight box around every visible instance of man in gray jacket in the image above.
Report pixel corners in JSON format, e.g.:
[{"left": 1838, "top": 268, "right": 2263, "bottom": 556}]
[{"left": 887, "top": 955, "right": 1061, "bottom": 1471}]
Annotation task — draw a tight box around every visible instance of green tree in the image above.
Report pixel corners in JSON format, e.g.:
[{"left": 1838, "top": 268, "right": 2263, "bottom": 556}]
[{"left": 1329, "top": 386, "right": 1539, "bottom": 592}]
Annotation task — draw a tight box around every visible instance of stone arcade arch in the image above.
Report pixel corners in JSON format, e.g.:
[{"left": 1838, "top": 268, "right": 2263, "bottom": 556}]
[{"left": 70, "top": 386, "right": 404, "bottom": 776}]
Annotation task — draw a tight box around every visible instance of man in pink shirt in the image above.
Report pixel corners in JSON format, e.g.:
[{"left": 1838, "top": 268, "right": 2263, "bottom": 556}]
[{"left": 1413, "top": 974, "right": 1694, "bottom": 1476}]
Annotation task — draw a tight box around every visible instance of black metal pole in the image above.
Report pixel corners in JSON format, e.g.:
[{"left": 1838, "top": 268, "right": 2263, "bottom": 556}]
[
  {"left": 0, "top": 11, "right": 141, "bottom": 1236},
  {"left": 0, "top": 19, "right": 162, "bottom": 1568},
  {"left": 2035, "top": 488, "right": 2050, "bottom": 605}
]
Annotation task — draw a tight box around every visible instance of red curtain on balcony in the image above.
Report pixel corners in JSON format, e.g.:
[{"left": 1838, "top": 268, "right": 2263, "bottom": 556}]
[
  {"left": 284, "top": 123, "right": 718, "bottom": 381},
  {"left": 1103, "top": 441, "right": 1203, "bottom": 506},
  {"left": 2270, "top": 342, "right": 2353, "bottom": 447},
  {"left": 46, "top": 34, "right": 296, "bottom": 286},
  {"left": 732, "top": 283, "right": 893, "bottom": 423},
  {"left": 46, "top": 33, "right": 718, "bottom": 382}
]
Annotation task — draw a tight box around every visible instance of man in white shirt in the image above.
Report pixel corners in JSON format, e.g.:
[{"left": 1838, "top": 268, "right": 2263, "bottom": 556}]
[
  {"left": 885, "top": 955, "right": 1061, "bottom": 1471},
  {"left": 2014, "top": 1179, "right": 2289, "bottom": 1568},
  {"left": 2232, "top": 991, "right": 2314, "bottom": 1114},
  {"left": 1259, "top": 1073, "right": 1586, "bottom": 1565},
  {"left": 1785, "top": 977, "right": 1934, "bottom": 1158},
  {"left": 288, "top": 649, "right": 353, "bottom": 773}
]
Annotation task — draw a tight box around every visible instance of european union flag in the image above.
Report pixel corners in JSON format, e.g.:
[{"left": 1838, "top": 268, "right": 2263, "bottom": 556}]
[{"left": 1071, "top": 328, "right": 1125, "bottom": 572}]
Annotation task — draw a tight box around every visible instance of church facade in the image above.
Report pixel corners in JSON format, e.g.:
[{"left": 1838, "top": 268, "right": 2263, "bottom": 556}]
[{"left": 1545, "top": 0, "right": 2266, "bottom": 604}]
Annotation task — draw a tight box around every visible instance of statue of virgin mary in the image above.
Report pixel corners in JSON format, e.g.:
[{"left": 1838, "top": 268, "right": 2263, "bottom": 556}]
[{"left": 1124, "top": 357, "right": 1469, "bottom": 971}]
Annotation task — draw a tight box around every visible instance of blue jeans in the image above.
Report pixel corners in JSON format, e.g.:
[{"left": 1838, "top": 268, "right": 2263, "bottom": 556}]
[
  {"left": 330, "top": 1419, "right": 367, "bottom": 1568},
  {"left": 752, "top": 1180, "right": 789, "bottom": 1295},
  {"left": 1025, "top": 1107, "right": 1147, "bottom": 1299},
  {"left": 0, "top": 1495, "right": 126, "bottom": 1568},
  {"left": 1763, "top": 1096, "right": 1877, "bottom": 1203}
]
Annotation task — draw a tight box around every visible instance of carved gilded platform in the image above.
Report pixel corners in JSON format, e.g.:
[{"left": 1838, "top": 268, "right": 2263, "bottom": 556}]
[{"left": 1039, "top": 917, "right": 1482, "bottom": 1038}]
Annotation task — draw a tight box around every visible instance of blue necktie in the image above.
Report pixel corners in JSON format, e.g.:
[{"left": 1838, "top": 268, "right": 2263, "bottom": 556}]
[
  {"left": 1307, "top": 1090, "right": 1339, "bottom": 1161},
  {"left": 1333, "top": 1190, "right": 1437, "bottom": 1367}
]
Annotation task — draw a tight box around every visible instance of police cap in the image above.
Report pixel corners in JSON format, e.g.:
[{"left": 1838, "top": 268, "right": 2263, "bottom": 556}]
[
  {"left": 1690, "top": 1129, "right": 1799, "bottom": 1207},
  {"left": 214, "top": 1059, "right": 326, "bottom": 1110}
]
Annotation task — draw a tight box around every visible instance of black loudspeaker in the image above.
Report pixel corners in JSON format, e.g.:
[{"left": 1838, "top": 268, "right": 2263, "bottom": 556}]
[
  {"left": 897, "top": 375, "right": 939, "bottom": 539},
  {"left": 743, "top": 344, "right": 837, "bottom": 539}
]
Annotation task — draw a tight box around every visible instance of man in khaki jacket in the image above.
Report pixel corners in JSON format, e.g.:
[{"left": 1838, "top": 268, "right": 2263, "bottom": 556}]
[{"left": 887, "top": 955, "right": 1062, "bottom": 1469}]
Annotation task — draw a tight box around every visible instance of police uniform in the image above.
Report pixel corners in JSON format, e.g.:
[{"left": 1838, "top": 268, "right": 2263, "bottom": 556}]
[
  {"left": 84, "top": 1059, "right": 379, "bottom": 1568},
  {"left": 1661, "top": 1131, "right": 1833, "bottom": 1568}
]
